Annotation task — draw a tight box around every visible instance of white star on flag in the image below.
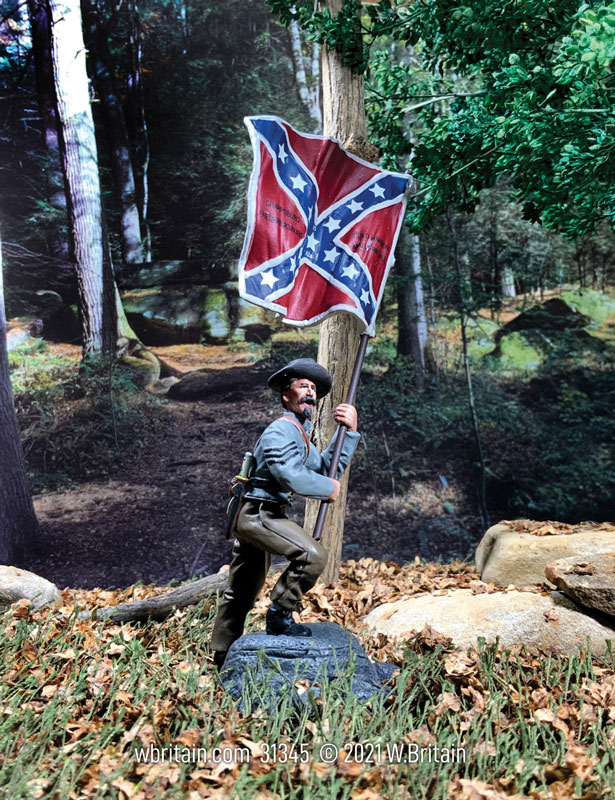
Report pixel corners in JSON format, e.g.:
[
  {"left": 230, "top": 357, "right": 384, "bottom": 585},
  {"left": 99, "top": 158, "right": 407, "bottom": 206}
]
[
  {"left": 261, "top": 270, "right": 278, "bottom": 288},
  {"left": 278, "top": 145, "right": 288, "bottom": 163},
  {"left": 347, "top": 199, "right": 363, "bottom": 213},
  {"left": 342, "top": 263, "right": 359, "bottom": 280},
  {"left": 360, "top": 289, "right": 370, "bottom": 304},
  {"left": 324, "top": 247, "right": 338, "bottom": 263},
  {"left": 369, "top": 183, "right": 385, "bottom": 199},
  {"left": 324, "top": 217, "right": 341, "bottom": 233},
  {"left": 306, "top": 233, "right": 318, "bottom": 251},
  {"left": 290, "top": 174, "right": 308, "bottom": 192}
]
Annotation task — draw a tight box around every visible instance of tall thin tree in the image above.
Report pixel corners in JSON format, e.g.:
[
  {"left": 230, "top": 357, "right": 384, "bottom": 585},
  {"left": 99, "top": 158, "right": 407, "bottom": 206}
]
[
  {"left": 81, "top": 0, "right": 144, "bottom": 266},
  {"left": 396, "top": 225, "right": 428, "bottom": 389},
  {"left": 125, "top": 0, "right": 151, "bottom": 261},
  {"left": 27, "top": 0, "right": 70, "bottom": 262},
  {"left": 289, "top": 19, "right": 321, "bottom": 131},
  {"left": 447, "top": 211, "right": 490, "bottom": 531},
  {"left": 48, "top": 0, "right": 117, "bottom": 356},
  {"left": 0, "top": 233, "right": 39, "bottom": 563}
]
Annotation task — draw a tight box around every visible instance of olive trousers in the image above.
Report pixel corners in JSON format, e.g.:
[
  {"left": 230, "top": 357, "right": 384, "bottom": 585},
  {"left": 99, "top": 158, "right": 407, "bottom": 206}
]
[{"left": 210, "top": 500, "right": 327, "bottom": 653}]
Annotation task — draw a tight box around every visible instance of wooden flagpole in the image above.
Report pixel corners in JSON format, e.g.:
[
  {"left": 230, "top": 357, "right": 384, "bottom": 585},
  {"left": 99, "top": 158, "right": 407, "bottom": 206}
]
[{"left": 312, "top": 331, "right": 370, "bottom": 541}]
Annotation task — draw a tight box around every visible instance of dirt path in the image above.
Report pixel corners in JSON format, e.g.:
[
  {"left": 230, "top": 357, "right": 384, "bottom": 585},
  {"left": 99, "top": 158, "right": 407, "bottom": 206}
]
[
  {"left": 28, "top": 347, "right": 273, "bottom": 589},
  {"left": 27, "top": 344, "right": 483, "bottom": 590}
]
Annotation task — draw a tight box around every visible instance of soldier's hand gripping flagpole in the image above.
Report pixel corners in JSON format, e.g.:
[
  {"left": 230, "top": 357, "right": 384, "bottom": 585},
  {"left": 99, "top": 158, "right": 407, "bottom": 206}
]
[{"left": 311, "top": 332, "right": 370, "bottom": 542}]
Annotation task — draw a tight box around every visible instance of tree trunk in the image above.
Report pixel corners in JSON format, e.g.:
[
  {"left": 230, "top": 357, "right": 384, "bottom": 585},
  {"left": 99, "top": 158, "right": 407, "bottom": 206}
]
[
  {"left": 303, "top": 0, "right": 373, "bottom": 584},
  {"left": 459, "top": 311, "right": 489, "bottom": 532},
  {"left": 126, "top": 0, "right": 151, "bottom": 261},
  {"left": 48, "top": 0, "right": 117, "bottom": 357},
  {"left": 0, "top": 235, "right": 39, "bottom": 564},
  {"left": 447, "top": 212, "right": 490, "bottom": 532},
  {"left": 396, "top": 226, "right": 428, "bottom": 389},
  {"left": 289, "top": 20, "right": 321, "bottom": 131},
  {"left": 459, "top": 251, "right": 473, "bottom": 305},
  {"left": 500, "top": 266, "right": 515, "bottom": 298},
  {"left": 489, "top": 197, "right": 499, "bottom": 313},
  {"left": 81, "top": 0, "right": 144, "bottom": 266},
  {"left": 27, "top": 0, "right": 70, "bottom": 262}
]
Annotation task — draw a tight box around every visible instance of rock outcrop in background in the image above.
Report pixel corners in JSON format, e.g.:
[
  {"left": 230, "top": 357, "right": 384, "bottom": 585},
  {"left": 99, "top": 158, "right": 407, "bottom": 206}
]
[{"left": 484, "top": 289, "right": 615, "bottom": 371}]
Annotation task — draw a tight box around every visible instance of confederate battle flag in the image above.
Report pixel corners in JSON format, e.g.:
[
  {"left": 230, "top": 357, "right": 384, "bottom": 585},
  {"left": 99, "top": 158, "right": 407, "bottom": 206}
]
[{"left": 238, "top": 116, "right": 410, "bottom": 336}]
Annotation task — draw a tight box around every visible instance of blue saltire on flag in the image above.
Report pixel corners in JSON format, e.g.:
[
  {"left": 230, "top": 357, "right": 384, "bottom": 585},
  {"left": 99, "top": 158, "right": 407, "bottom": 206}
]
[{"left": 238, "top": 116, "right": 410, "bottom": 336}]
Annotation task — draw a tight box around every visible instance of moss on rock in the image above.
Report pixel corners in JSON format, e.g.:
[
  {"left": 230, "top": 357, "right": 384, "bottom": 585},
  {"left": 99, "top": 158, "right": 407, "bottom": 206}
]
[{"left": 560, "top": 289, "right": 615, "bottom": 326}]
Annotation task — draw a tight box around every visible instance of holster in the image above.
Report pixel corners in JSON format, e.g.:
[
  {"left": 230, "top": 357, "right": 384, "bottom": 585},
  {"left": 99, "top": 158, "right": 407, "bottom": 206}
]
[{"left": 225, "top": 487, "right": 244, "bottom": 540}]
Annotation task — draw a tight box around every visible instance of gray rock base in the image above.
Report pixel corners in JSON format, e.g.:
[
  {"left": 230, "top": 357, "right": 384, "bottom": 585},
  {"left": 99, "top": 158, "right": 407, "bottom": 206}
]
[{"left": 218, "top": 622, "right": 396, "bottom": 712}]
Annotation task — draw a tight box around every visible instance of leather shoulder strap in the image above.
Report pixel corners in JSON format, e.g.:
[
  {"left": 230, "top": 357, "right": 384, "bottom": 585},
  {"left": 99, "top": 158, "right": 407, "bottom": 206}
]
[{"left": 276, "top": 416, "right": 310, "bottom": 456}]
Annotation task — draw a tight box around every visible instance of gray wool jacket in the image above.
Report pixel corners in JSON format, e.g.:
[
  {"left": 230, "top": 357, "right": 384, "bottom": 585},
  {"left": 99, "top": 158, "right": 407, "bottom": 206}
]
[{"left": 244, "top": 411, "right": 360, "bottom": 506}]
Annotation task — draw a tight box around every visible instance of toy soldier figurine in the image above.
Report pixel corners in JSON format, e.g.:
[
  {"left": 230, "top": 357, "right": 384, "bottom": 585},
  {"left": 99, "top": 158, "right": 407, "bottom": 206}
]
[{"left": 211, "top": 358, "right": 360, "bottom": 669}]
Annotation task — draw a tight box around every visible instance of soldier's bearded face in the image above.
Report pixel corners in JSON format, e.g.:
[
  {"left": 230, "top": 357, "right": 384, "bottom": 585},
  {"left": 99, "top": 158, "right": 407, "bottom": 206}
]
[{"left": 282, "top": 378, "right": 317, "bottom": 419}]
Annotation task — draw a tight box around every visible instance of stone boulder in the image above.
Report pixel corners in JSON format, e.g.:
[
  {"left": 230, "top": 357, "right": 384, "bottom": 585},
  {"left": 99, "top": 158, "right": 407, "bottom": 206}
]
[
  {"left": 219, "top": 621, "right": 396, "bottom": 712},
  {"left": 120, "top": 284, "right": 282, "bottom": 345},
  {"left": 545, "top": 553, "right": 615, "bottom": 619},
  {"left": 203, "top": 289, "right": 231, "bottom": 340},
  {"left": 243, "top": 323, "right": 272, "bottom": 344},
  {"left": 364, "top": 589, "right": 615, "bottom": 655},
  {"left": 122, "top": 286, "right": 210, "bottom": 345},
  {"left": 490, "top": 329, "right": 603, "bottom": 371},
  {"left": 233, "top": 296, "right": 281, "bottom": 341},
  {"left": 6, "top": 319, "right": 45, "bottom": 352},
  {"left": 117, "top": 260, "right": 231, "bottom": 289},
  {"left": 43, "top": 305, "right": 81, "bottom": 343},
  {"left": 475, "top": 521, "right": 615, "bottom": 587},
  {"left": 6, "top": 328, "right": 31, "bottom": 351},
  {"left": 0, "top": 566, "right": 60, "bottom": 611},
  {"left": 559, "top": 288, "right": 615, "bottom": 325},
  {"left": 488, "top": 296, "right": 605, "bottom": 371},
  {"left": 496, "top": 297, "right": 591, "bottom": 336}
]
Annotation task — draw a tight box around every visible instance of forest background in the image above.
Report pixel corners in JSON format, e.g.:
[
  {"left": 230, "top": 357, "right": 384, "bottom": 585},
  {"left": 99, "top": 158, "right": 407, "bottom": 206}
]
[{"left": 1, "top": 0, "right": 614, "bottom": 587}]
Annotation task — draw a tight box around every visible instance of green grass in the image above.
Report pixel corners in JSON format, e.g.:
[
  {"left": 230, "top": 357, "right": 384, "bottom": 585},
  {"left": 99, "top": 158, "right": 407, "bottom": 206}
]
[
  {"left": 0, "top": 595, "right": 613, "bottom": 799},
  {"left": 7, "top": 338, "right": 76, "bottom": 394}
]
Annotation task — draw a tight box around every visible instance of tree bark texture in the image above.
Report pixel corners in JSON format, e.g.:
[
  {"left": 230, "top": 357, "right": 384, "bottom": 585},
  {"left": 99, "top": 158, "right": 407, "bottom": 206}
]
[
  {"left": 289, "top": 20, "right": 321, "bottom": 131},
  {"left": 80, "top": 570, "right": 229, "bottom": 622},
  {"left": 448, "top": 214, "right": 490, "bottom": 532},
  {"left": 396, "top": 226, "right": 428, "bottom": 389},
  {"left": 0, "top": 237, "right": 39, "bottom": 564},
  {"left": 125, "top": 0, "right": 151, "bottom": 261},
  {"left": 320, "top": 1, "right": 376, "bottom": 161},
  {"left": 78, "top": 565, "right": 284, "bottom": 623},
  {"left": 27, "top": 0, "right": 70, "bottom": 262},
  {"left": 81, "top": 0, "right": 144, "bottom": 265},
  {"left": 48, "top": 0, "right": 116, "bottom": 356},
  {"left": 304, "top": 0, "right": 373, "bottom": 584},
  {"left": 500, "top": 266, "right": 516, "bottom": 297}
]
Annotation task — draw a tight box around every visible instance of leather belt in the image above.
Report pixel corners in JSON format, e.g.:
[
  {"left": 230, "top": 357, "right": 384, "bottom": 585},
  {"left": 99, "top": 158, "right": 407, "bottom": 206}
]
[{"left": 245, "top": 476, "right": 281, "bottom": 494}]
